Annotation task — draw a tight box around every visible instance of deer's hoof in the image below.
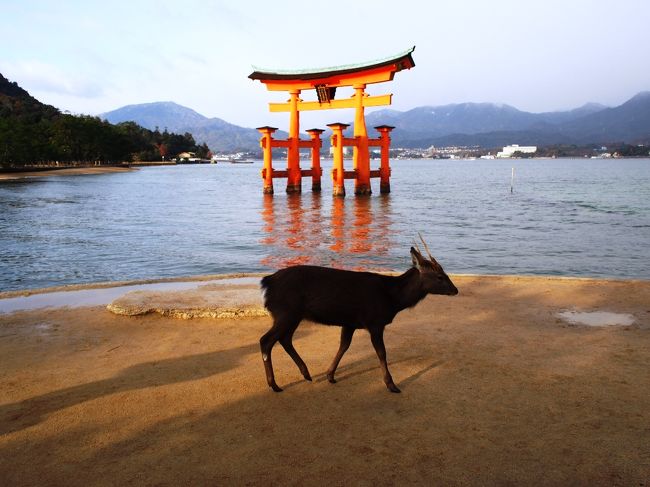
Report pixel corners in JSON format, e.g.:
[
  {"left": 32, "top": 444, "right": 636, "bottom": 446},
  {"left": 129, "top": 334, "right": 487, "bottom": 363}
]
[
  {"left": 270, "top": 384, "right": 283, "bottom": 392},
  {"left": 388, "top": 384, "right": 401, "bottom": 393},
  {"left": 327, "top": 374, "right": 336, "bottom": 384}
]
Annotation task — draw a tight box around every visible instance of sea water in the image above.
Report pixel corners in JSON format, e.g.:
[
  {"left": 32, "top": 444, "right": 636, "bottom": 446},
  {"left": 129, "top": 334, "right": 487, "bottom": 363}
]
[{"left": 1, "top": 158, "right": 649, "bottom": 291}]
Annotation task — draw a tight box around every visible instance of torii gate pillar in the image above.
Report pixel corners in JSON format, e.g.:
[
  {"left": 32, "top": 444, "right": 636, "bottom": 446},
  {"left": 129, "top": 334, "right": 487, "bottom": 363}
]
[
  {"left": 328, "top": 123, "right": 349, "bottom": 197},
  {"left": 258, "top": 126, "right": 277, "bottom": 194},
  {"left": 353, "top": 84, "right": 371, "bottom": 195},
  {"left": 306, "top": 128, "right": 324, "bottom": 192},
  {"left": 286, "top": 89, "right": 302, "bottom": 193},
  {"left": 375, "top": 125, "right": 395, "bottom": 194}
]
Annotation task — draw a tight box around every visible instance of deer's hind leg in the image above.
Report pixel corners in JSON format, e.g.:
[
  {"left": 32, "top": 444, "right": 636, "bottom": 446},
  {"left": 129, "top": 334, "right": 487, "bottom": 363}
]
[
  {"left": 279, "top": 324, "right": 312, "bottom": 382},
  {"left": 326, "top": 326, "right": 355, "bottom": 384},
  {"left": 260, "top": 318, "right": 287, "bottom": 392}
]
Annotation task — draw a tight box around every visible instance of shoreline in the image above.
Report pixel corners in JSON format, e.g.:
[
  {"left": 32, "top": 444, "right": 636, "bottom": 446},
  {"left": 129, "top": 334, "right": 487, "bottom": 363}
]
[
  {"left": 0, "top": 161, "right": 182, "bottom": 180},
  {"left": 1, "top": 273, "right": 649, "bottom": 484},
  {"left": 0, "top": 166, "right": 137, "bottom": 180},
  {"left": 0, "top": 272, "right": 267, "bottom": 299},
  {"left": 1, "top": 271, "right": 647, "bottom": 299},
  {"left": 3, "top": 272, "right": 647, "bottom": 319}
]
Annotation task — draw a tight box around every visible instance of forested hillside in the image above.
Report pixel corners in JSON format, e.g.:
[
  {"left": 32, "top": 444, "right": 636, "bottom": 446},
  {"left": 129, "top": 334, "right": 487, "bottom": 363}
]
[{"left": 0, "top": 74, "right": 209, "bottom": 167}]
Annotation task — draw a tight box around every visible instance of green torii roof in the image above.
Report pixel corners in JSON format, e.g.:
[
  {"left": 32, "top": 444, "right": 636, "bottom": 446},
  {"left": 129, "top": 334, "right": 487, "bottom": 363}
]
[{"left": 248, "top": 46, "right": 415, "bottom": 81}]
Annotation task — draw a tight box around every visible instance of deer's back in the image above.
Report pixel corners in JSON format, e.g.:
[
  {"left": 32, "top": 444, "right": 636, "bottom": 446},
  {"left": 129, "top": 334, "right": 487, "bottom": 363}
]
[{"left": 261, "top": 265, "right": 397, "bottom": 328}]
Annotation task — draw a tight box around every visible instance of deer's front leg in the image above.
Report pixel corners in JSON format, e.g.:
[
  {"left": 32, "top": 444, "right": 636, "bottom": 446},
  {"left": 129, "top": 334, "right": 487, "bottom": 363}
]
[{"left": 369, "top": 327, "right": 400, "bottom": 393}]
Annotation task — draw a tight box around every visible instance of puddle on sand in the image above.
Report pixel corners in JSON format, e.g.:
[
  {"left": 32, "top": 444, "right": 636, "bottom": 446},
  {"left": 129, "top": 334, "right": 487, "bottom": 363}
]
[
  {"left": 0, "top": 277, "right": 261, "bottom": 314},
  {"left": 558, "top": 311, "right": 635, "bottom": 327}
]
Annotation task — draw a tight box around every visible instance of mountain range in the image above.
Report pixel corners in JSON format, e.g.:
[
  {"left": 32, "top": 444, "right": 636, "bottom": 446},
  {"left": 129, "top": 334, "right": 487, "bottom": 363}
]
[
  {"left": 100, "top": 93, "right": 650, "bottom": 152},
  {"left": 101, "top": 102, "right": 274, "bottom": 153},
  {"left": 373, "top": 93, "right": 650, "bottom": 148}
]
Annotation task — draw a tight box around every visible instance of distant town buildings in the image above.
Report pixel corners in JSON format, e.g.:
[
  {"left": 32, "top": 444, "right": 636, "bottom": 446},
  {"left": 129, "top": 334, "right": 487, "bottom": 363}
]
[
  {"left": 256, "top": 142, "right": 627, "bottom": 161},
  {"left": 177, "top": 152, "right": 199, "bottom": 162},
  {"left": 224, "top": 142, "right": 647, "bottom": 161},
  {"left": 496, "top": 144, "right": 537, "bottom": 158},
  {"left": 329, "top": 146, "right": 352, "bottom": 157},
  {"left": 386, "top": 143, "right": 538, "bottom": 159},
  {"left": 421, "top": 145, "right": 481, "bottom": 159}
]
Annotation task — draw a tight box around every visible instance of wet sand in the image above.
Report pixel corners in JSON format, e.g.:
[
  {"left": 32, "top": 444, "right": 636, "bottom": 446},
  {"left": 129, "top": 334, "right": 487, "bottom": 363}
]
[
  {"left": 1, "top": 274, "right": 650, "bottom": 485},
  {"left": 0, "top": 166, "right": 135, "bottom": 180}
]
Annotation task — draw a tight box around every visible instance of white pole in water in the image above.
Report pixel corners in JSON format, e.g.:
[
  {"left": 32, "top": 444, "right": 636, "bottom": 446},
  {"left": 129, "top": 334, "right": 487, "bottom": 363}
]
[{"left": 510, "top": 167, "right": 515, "bottom": 193}]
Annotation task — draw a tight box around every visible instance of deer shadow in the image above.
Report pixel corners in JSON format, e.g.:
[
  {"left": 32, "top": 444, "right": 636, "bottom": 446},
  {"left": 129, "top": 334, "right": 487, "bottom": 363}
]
[
  {"left": 280, "top": 355, "right": 445, "bottom": 391},
  {"left": 0, "top": 342, "right": 259, "bottom": 435}
]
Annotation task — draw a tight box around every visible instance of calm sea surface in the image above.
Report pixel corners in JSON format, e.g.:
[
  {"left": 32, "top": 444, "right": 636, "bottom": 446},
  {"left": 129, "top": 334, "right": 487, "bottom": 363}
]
[{"left": 1, "top": 158, "right": 649, "bottom": 292}]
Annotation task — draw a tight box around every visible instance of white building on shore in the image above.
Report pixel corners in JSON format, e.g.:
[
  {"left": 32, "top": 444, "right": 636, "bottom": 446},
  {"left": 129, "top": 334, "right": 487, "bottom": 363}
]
[{"left": 496, "top": 144, "right": 537, "bottom": 158}]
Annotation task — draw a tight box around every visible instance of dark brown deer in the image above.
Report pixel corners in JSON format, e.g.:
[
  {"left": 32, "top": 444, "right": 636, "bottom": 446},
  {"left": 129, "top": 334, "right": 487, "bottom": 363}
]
[{"left": 259, "top": 241, "right": 458, "bottom": 393}]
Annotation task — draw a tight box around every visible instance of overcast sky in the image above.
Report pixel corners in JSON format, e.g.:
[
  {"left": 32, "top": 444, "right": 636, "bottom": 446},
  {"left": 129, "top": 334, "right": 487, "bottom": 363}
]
[{"left": 1, "top": 0, "right": 649, "bottom": 131}]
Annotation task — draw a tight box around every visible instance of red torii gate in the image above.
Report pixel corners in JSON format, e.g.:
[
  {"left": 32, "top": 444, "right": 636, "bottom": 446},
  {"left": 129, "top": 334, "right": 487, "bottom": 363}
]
[{"left": 249, "top": 47, "right": 415, "bottom": 196}]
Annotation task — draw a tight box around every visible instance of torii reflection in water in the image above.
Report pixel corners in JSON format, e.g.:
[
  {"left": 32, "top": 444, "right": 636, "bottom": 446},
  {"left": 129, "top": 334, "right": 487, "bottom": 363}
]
[{"left": 260, "top": 193, "right": 393, "bottom": 271}]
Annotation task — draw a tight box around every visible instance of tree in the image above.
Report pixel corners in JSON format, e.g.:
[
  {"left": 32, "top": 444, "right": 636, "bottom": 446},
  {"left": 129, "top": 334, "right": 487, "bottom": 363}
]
[{"left": 1, "top": 73, "right": 212, "bottom": 167}]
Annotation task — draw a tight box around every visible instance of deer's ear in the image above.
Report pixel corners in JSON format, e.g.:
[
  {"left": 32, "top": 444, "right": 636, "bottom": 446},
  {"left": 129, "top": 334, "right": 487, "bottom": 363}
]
[{"left": 410, "top": 247, "right": 422, "bottom": 270}]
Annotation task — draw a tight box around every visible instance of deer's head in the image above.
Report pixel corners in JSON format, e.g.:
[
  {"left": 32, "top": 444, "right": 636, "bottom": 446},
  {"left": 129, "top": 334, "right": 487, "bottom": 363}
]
[{"left": 410, "top": 240, "right": 458, "bottom": 296}]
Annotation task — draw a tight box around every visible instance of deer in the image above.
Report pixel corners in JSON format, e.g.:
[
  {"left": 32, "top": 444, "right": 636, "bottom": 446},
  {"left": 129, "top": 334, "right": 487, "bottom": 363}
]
[{"left": 259, "top": 236, "right": 458, "bottom": 393}]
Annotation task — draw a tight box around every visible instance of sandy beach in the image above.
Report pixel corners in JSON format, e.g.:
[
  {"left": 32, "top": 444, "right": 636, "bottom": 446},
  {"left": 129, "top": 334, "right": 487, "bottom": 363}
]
[
  {"left": 0, "top": 166, "right": 136, "bottom": 180},
  {"left": 1, "top": 274, "right": 649, "bottom": 485}
]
